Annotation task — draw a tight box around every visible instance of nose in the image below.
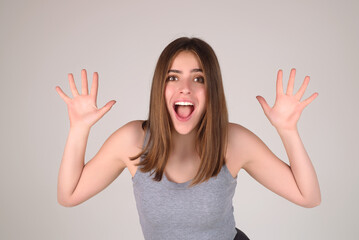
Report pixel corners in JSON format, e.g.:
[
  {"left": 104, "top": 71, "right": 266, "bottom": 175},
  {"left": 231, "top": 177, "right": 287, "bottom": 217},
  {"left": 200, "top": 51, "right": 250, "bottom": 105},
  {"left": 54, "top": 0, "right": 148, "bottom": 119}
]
[{"left": 179, "top": 79, "right": 191, "bottom": 94}]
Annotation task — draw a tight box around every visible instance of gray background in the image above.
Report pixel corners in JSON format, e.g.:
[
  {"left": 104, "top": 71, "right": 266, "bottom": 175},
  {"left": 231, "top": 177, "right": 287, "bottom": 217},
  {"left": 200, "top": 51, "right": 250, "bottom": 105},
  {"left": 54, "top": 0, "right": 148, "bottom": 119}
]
[{"left": 1, "top": 0, "right": 358, "bottom": 239}]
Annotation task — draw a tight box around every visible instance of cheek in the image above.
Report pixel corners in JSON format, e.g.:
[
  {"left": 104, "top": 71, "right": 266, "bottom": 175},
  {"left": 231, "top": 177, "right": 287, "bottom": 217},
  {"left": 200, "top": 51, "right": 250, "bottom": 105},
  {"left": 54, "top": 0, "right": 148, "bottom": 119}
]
[
  {"left": 198, "top": 88, "right": 207, "bottom": 104},
  {"left": 200, "top": 90, "right": 207, "bottom": 113},
  {"left": 164, "top": 85, "right": 174, "bottom": 109}
]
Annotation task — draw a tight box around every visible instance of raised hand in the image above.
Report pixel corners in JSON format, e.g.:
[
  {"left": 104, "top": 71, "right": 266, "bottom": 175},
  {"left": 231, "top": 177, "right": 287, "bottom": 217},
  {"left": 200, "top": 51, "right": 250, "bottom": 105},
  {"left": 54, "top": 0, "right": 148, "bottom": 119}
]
[
  {"left": 256, "top": 68, "right": 318, "bottom": 131},
  {"left": 55, "top": 69, "right": 116, "bottom": 129}
]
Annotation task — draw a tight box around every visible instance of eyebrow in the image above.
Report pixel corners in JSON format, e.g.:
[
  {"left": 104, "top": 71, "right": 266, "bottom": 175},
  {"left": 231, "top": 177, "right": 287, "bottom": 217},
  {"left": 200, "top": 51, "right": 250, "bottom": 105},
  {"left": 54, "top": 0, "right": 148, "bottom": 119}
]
[{"left": 168, "top": 68, "right": 203, "bottom": 74}]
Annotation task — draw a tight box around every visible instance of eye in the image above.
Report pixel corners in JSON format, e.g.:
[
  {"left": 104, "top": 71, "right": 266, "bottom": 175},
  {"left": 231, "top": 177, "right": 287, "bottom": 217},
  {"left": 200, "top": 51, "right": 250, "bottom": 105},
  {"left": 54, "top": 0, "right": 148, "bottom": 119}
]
[
  {"left": 194, "top": 76, "right": 205, "bottom": 83},
  {"left": 166, "top": 75, "right": 178, "bottom": 81}
]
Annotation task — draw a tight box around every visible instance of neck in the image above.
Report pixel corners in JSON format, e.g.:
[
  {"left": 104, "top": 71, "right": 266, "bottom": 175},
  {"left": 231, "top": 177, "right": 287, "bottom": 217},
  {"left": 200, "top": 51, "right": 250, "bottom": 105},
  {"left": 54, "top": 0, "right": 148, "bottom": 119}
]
[{"left": 169, "top": 128, "right": 199, "bottom": 165}]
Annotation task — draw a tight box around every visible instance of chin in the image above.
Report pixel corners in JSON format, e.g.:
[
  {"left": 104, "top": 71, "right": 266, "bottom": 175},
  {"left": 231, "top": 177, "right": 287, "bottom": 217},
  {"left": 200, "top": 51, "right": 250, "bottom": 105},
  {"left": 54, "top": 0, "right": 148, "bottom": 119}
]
[
  {"left": 173, "top": 126, "right": 195, "bottom": 135},
  {"left": 171, "top": 118, "right": 201, "bottom": 136}
]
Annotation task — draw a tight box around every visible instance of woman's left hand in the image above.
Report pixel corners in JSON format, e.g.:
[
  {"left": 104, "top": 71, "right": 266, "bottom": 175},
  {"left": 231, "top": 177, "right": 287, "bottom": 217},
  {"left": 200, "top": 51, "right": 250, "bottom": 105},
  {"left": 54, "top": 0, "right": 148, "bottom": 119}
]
[{"left": 256, "top": 68, "right": 318, "bottom": 131}]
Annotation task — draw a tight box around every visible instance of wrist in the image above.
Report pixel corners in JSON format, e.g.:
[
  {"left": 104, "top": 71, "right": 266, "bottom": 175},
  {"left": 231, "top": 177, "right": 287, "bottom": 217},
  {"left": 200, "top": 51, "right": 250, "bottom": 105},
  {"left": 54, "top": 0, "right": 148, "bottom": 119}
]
[
  {"left": 276, "top": 127, "right": 299, "bottom": 137},
  {"left": 70, "top": 125, "right": 91, "bottom": 134}
]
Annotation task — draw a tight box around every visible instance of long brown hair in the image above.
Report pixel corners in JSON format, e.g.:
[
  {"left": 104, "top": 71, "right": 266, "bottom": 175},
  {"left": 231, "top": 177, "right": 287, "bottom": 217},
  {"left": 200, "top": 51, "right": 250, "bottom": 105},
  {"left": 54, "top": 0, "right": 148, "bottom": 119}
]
[{"left": 130, "top": 37, "right": 228, "bottom": 187}]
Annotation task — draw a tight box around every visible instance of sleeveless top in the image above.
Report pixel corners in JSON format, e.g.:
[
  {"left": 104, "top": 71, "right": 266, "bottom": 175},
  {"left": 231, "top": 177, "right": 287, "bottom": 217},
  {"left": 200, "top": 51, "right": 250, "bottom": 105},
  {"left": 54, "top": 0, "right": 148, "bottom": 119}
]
[{"left": 132, "top": 129, "right": 238, "bottom": 240}]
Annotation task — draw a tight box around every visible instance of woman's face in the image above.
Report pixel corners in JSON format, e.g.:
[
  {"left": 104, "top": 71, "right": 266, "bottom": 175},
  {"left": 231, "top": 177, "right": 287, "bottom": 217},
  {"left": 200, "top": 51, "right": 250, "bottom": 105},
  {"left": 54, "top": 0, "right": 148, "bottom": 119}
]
[{"left": 165, "top": 51, "right": 207, "bottom": 135}]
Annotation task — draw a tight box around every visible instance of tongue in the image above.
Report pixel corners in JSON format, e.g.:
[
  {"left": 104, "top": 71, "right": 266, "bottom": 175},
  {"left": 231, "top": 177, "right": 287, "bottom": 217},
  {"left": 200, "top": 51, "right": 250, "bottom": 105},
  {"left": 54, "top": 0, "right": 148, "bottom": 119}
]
[{"left": 177, "top": 106, "right": 193, "bottom": 118}]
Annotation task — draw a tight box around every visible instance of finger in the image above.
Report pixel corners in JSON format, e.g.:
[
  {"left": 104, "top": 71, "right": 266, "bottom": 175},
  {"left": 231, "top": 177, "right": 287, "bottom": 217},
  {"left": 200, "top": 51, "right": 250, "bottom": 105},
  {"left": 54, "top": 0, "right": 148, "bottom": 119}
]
[
  {"left": 81, "top": 69, "right": 89, "bottom": 95},
  {"left": 295, "top": 76, "right": 310, "bottom": 101},
  {"left": 97, "top": 100, "right": 117, "bottom": 118},
  {"left": 256, "top": 95, "right": 271, "bottom": 116},
  {"left": 55, "top": 86, "right": 71, "bottom": 104},
  {"left": 276, "top": 69, "right": 284, "bottom": 97},
  {"left": 301, "top": 92, "right": 319, "bottom": 108},
  {"left": 286, "top": 68, "right": 296, "bottom": 96},
  {"left": 68, "top": 73, "right": 80, "bottom": 97},
  {"left": 90, "top": 72, "right": 98, "bottom": 103}
]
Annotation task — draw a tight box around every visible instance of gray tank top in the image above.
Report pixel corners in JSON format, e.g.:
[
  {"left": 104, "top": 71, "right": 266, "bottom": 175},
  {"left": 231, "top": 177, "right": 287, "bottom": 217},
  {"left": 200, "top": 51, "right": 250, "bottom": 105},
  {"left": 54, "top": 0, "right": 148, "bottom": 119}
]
[{"left": 132, "top": 129, "right": 238, "bottom": 240}]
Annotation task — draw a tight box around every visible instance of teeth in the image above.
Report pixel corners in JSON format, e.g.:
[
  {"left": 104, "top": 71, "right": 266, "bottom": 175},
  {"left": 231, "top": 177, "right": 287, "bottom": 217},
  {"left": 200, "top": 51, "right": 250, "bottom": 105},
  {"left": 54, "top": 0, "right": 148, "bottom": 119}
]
[{"left": 175, "top": 102, "right": 194, "bottom": 106}]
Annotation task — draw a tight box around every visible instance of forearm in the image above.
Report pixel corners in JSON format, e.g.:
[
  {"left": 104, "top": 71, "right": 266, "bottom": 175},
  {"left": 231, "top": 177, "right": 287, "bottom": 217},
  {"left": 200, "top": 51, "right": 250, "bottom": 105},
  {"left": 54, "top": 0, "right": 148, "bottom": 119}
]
[
  {"left": 57, "top": 126, "right": 91, "bottom": 205},
  {"left": 277, "top": 127, "right": 321, "bottom": 206}
]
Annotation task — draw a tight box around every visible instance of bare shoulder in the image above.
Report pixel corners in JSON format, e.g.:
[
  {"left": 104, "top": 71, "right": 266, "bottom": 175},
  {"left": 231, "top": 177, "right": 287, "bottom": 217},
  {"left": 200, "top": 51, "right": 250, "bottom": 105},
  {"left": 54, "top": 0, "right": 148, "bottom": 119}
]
[
  {"left": 114, "top": 120, "right": 145, "bottom": 145},
  {"left": 226, "top": 122, "right": 262, "bottom": 175},
  {"left": 111, "top": 120, "right": 146, "bottom": 166},
  {"left": 227, "top": 122, "right": 251, "bottom": 142},
  {"left": 227, "top": 122, "right": 260, "bottom": 144}
]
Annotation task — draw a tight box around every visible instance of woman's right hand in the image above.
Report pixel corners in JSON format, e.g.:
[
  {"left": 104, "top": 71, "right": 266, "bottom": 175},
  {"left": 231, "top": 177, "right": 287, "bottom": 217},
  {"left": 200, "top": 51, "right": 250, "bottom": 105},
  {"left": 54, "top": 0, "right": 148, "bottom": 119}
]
[{"left": 55, "top": 69, "right": 116, "bottom": 129}]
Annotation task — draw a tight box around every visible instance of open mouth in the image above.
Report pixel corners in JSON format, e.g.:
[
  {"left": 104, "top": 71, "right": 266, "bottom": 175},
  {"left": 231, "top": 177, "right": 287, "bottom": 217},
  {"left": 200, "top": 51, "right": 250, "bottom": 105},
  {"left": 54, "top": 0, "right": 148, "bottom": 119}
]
[{"left": 173, "top": 101, "right": 195, "bottom": 121}]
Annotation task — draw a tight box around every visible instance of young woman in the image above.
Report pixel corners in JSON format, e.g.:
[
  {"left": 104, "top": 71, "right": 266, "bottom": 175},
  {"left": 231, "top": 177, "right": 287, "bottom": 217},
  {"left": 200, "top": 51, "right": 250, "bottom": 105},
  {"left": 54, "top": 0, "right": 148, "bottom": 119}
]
[{"left": 55, "top": 37, "right": 321, "bottom": 240}]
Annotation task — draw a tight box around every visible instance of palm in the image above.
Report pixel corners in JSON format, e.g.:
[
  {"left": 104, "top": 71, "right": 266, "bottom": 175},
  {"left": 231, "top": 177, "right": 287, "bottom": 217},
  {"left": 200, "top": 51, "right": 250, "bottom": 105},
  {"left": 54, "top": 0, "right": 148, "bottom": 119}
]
[
  {"left": 55, "top": 69, "right": 116, "bottom": 129},
  {"left": 67, "top": 94, "right": 100, "bottom": 127},
  {"left": 256, "top": 68, "right": 318, "bottom": 131}
]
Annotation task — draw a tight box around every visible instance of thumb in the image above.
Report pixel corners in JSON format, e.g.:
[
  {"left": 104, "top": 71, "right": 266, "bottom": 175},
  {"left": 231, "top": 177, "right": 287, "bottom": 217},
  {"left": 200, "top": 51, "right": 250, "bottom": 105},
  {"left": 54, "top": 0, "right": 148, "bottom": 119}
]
[
  {"left": 98, "top": 100, "right": 117, "bottom": 118},
  {"left": 256, "top": 96, "right": 270, "bottom": 116}
]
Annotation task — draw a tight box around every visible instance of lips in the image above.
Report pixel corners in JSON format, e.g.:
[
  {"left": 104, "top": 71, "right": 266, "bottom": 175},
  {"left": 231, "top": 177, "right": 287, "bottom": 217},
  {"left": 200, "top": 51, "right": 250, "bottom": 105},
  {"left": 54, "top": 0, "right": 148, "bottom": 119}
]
[{"left": 173, "top": 100, "right": 195, "bottom": 121}]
